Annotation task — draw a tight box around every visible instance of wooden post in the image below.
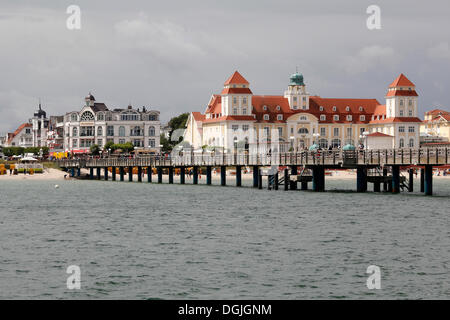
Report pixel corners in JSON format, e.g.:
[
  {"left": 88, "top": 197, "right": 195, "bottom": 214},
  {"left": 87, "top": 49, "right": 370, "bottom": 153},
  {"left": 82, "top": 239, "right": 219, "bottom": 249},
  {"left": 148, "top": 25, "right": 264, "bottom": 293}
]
[
  {"left": 193, "top": 166, "right": 198, "bottom": 185},
  {"left": 96, "top": 167, "right": 101, "bottom": 180},
  {"left": 424, "top": 165, "right": 433, "bottom": 196},
  {"left": 168, "top": 167, "right": 173, "bottom": 184},
  {"left": 128, "top": 166, "right": 133, "bottom": 182},
  {"left": 112, "top": 167, "right": 116, "bottom": 181},
  {"left": 220, "top": 166, "right": 226, "bottom": 186},
  {"left": 420, "top": 168, "right": 424, "bottom": 193},
  {"left": 408, "top": 168, "right": 414, "bottom": 192},
  {"left": 284, "top": 168, "right": 289, "bottom": 191},
  {"left": 236, "top": 166, "right": 242, "bottom": 187},
  {"left": 180, "top": 167, "right": 185, "bottom": 184},
  {"left": 356, "top": 166, "right": 367, "bottom": 192},
  {"left": 120, "top": 167, "right": 124, "bottom": 182},
  {"left": 253, "top": 165, "right": 259, "bottom": 188},
  {"left": 147, "top": 166, "right": 152, "bottom": 183},
  {"left": 104, "top": 167, "right": 108, "bottom": 181},
  {"left": 206, "top": 166, "right": 211, "bottom": 185},
  {"left": 157, "top": 167, "right": 163, "bottom": 183},
  {"left": 137, "top": 166, "right": 142, "bottom": 182},
  {"left": 392, "top": 165, "right": 400, "bottom": 194},
  {"left": 89, "top": 168, "right": 94, "bottom": 179}
]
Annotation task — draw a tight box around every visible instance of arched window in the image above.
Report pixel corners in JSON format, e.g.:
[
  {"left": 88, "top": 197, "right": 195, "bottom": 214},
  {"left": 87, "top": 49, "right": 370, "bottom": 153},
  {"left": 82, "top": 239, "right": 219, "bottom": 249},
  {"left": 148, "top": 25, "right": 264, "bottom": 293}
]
[
  {"left": 299, "top": 116, "right": 307, "bottom": 121},
  {"left": 71, "top": 114, "right": 78, "bottom": 122},
  {"left": 119, "top": 126, "right": 125, "bottom": 137},
  {"left": 409, "top": 138, "right": 414, "bottom": 148},
  {"left": 298, "top": 128, "right": 308, "bottom": 134},
  {"left": 131, "top": 126, "right": 142, "bottom": 136},
  {"left": 148, "top": 126, "right": 155, "bottom": 136},
  {"left": 97, "top": 126, "right": 103, "bottom": 136},
  {"left": 97, "top": 113, "right": 104, "bottom": 121},
  {"left": 80, "top": 111, "right": 94, "bottom": 121},
  {"left": 331, "top": 139, "right": 341, "bottom": 148},
  {"left": 319, "top": 138, "right": 328, "bottom": 148},
  {"left": 72, "top": 127, "right": 78, "bottom": 137},
  {"left": 399, "top": 138, "right": 405, "bottom": 148}
]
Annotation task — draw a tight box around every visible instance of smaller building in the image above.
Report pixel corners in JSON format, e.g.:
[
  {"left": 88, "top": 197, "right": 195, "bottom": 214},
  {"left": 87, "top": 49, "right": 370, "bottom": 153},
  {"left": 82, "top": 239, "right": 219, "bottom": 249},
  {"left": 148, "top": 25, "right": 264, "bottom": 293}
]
[
  {"left": 31, "top": 103, "right": 49, "bottom": 147},
  {"left": 6, "top": 123, "right": 33, "bottom": 147},
  {"left": 420, "top": 109, "right": 450, "bottom": 143},
  {"left": 365, "top": 132, "right": 394, "bottom": 150}
]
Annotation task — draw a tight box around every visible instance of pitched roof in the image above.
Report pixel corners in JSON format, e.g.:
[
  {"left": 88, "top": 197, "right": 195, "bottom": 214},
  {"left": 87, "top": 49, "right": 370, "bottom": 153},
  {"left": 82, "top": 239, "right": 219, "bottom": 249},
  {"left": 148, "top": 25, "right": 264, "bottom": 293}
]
[
  {"left": 369, "top": 117, "right": 422, "bottom": 124},
  {"left": 389, "top": 73, "right": 415, "bottom": 88},
  {"left": 386, "top": 90, "right": 418, "bottom": 97},
  {"left": 224, "top": 71, "right": 249, "bottom": 85},
  {"left": 202, "top": 115, "right": 256, "bottom": 123},
  {"left": 367, "top": 132, "right": 393, "bottom": 138},
  {"left": 425, "top": 109, "right": 450, "bottom": 115},
  {"left": 221, "top": 87, "right": 253, "bottom": 94},
  {"left": 7, "top": 123, "right": 32, "bottom": 144},
  {"left": 91, "top": 103, "right": 108, "bottom": 112},
  {"left": 192, "top": 112, "right": 205, "bottom": 122}
]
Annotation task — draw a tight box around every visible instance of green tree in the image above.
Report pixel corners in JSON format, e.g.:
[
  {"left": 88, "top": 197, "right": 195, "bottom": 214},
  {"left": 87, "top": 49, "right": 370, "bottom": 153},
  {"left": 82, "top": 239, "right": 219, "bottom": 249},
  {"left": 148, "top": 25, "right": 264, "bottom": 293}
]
[
  {"left": 164, "top": 112, "right": 189, "bottom": 152},
  {"left": 90, "top": 144, "right": 101, "bottom": 155}
]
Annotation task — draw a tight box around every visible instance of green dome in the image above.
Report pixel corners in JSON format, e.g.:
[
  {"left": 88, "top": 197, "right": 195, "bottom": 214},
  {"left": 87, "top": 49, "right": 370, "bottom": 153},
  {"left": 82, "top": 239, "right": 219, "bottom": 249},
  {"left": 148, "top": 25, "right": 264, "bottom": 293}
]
[
  {"left": 309, "top": 143, "right": 319, "bottom": 151},
  {"left": 342, "top": 144, "right": 356, "bottom": 151},
  {"left": 289, "top": 72, "right": 304, "bottom": 86}
]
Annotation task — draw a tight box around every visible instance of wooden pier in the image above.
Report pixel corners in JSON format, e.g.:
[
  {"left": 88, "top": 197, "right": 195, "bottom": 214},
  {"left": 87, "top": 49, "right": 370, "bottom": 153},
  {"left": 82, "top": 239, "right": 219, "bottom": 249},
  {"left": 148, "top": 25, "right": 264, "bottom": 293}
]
[{"left": 57, "top": 148, "right": 450, "bottom": 196}]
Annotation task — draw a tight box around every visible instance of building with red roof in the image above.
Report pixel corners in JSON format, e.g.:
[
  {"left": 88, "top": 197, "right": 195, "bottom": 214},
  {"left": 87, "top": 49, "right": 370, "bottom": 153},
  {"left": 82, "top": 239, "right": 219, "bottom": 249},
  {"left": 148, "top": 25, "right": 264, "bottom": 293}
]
[
  {"left": 6, "top": 123, "right": 33, "bottom": 147},
  {"left": 420, "top": 108, "right": 450, "bottom": 143},
  {"left": 183, "top": 71, "right": 422, "bottom": 151}
]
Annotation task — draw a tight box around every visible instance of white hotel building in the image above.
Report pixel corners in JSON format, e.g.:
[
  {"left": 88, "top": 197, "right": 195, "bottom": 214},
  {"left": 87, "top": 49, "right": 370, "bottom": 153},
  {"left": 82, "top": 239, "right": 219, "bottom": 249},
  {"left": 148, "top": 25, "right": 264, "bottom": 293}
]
[{"left": 63, "top": 94, "right": 161, "bottom": 154}]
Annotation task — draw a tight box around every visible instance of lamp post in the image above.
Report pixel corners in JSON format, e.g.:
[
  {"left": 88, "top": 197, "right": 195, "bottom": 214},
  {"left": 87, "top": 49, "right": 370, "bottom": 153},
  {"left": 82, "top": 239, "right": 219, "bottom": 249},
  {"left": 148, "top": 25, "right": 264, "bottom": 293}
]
[
  {"left": 289, "top": 136, "right": 294, "bottom": 152},
  {"left": 312, "top": 133, "right": 320, "bottom": 145}
]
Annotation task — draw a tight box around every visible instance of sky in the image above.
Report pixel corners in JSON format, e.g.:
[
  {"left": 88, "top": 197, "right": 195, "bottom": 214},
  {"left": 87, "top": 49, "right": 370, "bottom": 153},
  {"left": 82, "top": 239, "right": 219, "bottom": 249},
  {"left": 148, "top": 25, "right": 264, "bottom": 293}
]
[{"left": 0, "top": 0, "right": 449, "bottom": 133}]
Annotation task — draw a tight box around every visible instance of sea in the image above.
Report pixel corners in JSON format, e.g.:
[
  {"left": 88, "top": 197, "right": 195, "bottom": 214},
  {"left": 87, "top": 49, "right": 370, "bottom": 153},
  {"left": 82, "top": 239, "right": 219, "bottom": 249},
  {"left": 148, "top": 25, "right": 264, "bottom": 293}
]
[{"left": 0, "top": 177, "right": 449, "bottom": 299}]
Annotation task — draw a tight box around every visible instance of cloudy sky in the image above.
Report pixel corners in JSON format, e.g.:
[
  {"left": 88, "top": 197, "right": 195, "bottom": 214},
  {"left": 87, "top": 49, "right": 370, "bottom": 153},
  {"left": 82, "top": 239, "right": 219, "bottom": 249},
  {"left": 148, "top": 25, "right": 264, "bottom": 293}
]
[{"left": 0, "top": 0, "right": 449, "bottom": 133}]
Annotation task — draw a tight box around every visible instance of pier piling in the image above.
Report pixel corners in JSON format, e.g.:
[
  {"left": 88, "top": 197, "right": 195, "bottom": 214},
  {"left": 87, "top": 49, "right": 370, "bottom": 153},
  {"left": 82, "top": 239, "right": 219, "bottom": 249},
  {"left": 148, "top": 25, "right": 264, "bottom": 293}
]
[
  {"left": 220, "top": 166, "right": 226, "bottom": 186},
  {"left": 284, "top": 169, "right": 289, "bottom": 191},
  {"left": 424, "top": 165, "right": 433, "bottom": 196},
  {"left": 120, "top": 167, "right": 124, "bottom": 181},
  {"left": 206, "top": 166, "right": 211, "bottom": 185},
  {"left": 193, "top": 166, "right": 198, "bottom": 185},
  {"left": 408, "top": 168, "right": 414, "bottom": 192},
  {"left": 89, "top": 168, "right": 94, "bottom": 180},
  {"left": 356, "top": 166, "right": 367, "bottom": 192},
  {"left": 147, "top": 166, "right": 152, "bottom": 183},
  {"left": 290, "top": 166, "right": 298, "bottom": 190},
  {"left": 180, "top": 167, "right": 185, "bottom": 184},
  {"left": 157, "top": 167, "right": 163, "bottom": 184},
  {"left": 96, "top": 167, "right": 101, "bottom": 180},
  {"left": 312, "top": 166, "right": 325, "bottom": 192},
  {"left": 128, "top": 166, "right": 133, "bottom": 182},
  {"left": 236, "top": 166, "right": 242, "bottom": 187},
  {"left": 169, "top": 167, "right": 174, "bottom": 184},
  {"left": 253, "top": 166, "right": 259, "bottom": 188},
  {"left": 420, "top": 168, "right": 425, "bottom": 193},
  {"left": 112, "top": 167, "right": 116, "bottom": 181},
  {"left": 104, "top": 167, "right": 108, "bottom": 181},
  {"left": 392, "top": 165, "right": 400, "bottom": 194},
  {"left": 137, "top": 167, "right": 142, "bottom": 182}
]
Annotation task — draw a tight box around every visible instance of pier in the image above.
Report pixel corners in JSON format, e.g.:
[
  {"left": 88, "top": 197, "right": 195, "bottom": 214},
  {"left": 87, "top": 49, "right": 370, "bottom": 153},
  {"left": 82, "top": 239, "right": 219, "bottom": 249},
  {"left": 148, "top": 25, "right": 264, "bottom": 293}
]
[{"left": 58, "top": 148, "right": 450, "bottom": 196}]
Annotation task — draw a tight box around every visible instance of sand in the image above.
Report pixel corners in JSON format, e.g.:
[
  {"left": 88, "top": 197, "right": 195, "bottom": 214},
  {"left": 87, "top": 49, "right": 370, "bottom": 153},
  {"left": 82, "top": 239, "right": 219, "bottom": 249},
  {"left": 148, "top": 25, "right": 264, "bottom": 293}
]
[{"left": 0, "top": 168, "right": 68, "bottom": 181}]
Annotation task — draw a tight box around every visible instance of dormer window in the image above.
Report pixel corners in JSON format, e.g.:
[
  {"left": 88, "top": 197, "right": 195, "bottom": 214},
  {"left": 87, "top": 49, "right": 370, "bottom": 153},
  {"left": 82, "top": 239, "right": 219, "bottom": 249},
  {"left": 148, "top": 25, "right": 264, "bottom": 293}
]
[
  {"left": 333, "top": 115, "right": 339, "bottom": 121},
  {"left": 276, "top": 105, "right": 281, "bottom": 111},
  {"left": 263, "top": 114, "right": 269, "bottom": 120},
  {"left": 346, "top": 106, "right": 350, "bottom": 112},
  {"left": 332, "top": 106, "right": 337, "bottom": 112},
  {"left": 277, "top": 114, "right": 283, "bottom": 121},
  {"left": 346, "top": 115, "right": 352, "bottom": 121},
  {"left": 263, "top": 105, "right": 267, "bottom": 111},
  {"left": 319, "top": 106, "right": 324, "bottom": 111},
  {"left": 360, "top": 115, "right": 365, "bottom": 121},
  {"left": 359, "top": 106, "right": 363, "bottom": 112},
  {"left": 320, "top": 115, "right": 326, "bottom": 121}
]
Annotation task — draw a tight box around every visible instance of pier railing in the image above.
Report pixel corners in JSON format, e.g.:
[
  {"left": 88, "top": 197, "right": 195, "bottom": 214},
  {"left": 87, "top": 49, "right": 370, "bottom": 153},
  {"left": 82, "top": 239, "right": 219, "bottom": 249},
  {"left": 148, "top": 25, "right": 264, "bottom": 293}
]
[{"left": 57, "top": 148, "right": 450, "bottom": 168}]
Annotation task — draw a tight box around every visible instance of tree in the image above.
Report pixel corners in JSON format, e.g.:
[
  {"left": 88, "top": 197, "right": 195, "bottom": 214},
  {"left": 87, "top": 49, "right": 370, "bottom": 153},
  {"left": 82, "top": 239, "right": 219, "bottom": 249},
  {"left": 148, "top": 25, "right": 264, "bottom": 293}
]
[
  {"left": 165, "top": 112, "right": 189, "bottom": 152},
  {"left": 90, "top": 144, "right": 101, "bottom": 155},
  {"left": 104, "top": 141, "right": 115, "bottom": 151}
]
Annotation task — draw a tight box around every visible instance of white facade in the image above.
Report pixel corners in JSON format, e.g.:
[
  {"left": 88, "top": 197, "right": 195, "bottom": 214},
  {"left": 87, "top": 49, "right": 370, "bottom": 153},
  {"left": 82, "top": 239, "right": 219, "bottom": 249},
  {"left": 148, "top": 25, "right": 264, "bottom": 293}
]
[{"left": 63, "top": 94, "right": 161, "bottom": 153}]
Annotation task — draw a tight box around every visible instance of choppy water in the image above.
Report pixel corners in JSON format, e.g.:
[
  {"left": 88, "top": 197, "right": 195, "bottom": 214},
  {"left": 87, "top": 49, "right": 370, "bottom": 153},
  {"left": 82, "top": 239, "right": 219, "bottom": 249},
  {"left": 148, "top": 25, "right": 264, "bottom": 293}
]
[{"left": 0, "top": 178, "right": 449, "bottom": 299}]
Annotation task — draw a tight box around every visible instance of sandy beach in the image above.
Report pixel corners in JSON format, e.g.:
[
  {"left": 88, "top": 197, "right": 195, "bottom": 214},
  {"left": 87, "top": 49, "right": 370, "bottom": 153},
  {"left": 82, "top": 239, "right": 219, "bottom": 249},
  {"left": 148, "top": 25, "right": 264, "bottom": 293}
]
[{"left": 0, "top": 168, "right": 67, "bottom": 181}]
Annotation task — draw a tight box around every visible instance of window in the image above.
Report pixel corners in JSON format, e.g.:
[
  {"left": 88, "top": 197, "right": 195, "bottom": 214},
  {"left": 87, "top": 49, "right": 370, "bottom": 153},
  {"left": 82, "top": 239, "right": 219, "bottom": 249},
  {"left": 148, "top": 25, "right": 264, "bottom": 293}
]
[
  {"left": 320, "top": 127, "right": 326, "bottom": 136},
  {"left": 263, "top": 114, "right": 269, "bottom": 120},
  {"left": 97, "top": 113, "right": 104, "bottom": 121},
  {"left": 408, "top": 109, "right": 413, "bottom": 117},
  {"left": 278, "top": 127, "right": 283, "bottom": 138},
  {"left": 409, "top": 138, "right": 414, "bottom": 148},
  {"left": 264, "top": 127, "right": 270, "bottom": 136},
  {"left": 277, "top": 114, "right": 283, "bottom": 120},
  {"left": 408, "top": 126, "right": 415, "bottom": 133},
  {"left": 233, "top": 97, "right": 237, "bottom": 104},
  {"left": 97, "top": 139, "right": 103, "bottom": 147},
  {"left": 243, "top": 97, "right": 247, "bottom": 104},
  {"left": 243, "top": 125, "right": 249, "bottom": 131},
  {"left": 120, "top": 113, "right": 139, "bottom": 121},
  {"left": 333, "top": 115, "right": 339, "bottom": 121},
  {"left": 73, "top": 127, "right": 78, "bottom": 137},
  {"left": 346, "top": 106, "right": 350, "bottom": 112},
  {"left": 320, "top": 115, "right": 326, "bottom": 121},
  {"left": 408, "top": 100, "right": 413, "bottom": 106},
  {"left": 232, "top": 125, "right": 239, "bottom": 131},
  {"left": 119, "top": 139, "right": 125, "bottom": 144},
  {"left": 319, "top": 106, "right": 324, "bottom": 111},
  {"left": 333, "top": 128, "right": 339, "bottom": 136},
  {"left": 72, "top": 139, "right": 77, "bottom": 147},
  {"left": 360, "top": 115, "right": 365, "bottom": 121},
  {"left": 276, "top": 105, "right": 281, "bottom": 111},
  {"left": 148, "top": 126, "right": 155, "bottom": 136},
  {"left": 319, "top": 138, "right": 328, "bottom": 148},
  {"left": 107, "top": 126, "right": 114, "bottom": 136},
  {"left": 97, "top": 126, "right": 103, "bottom": 136},
  {"left": 332, "top": 106, "right": 337, "bottom": 112},
  {"left": 400, "top": 110, "right": 404, "bottom": 116},
  {"left": 298, "top": 128, "right": 308, "bottom": 134},
  {"left": 80, "top": 126, "right": 94, "bottom": 136},
  {"left": 133, "top": 140, "right": 142, "bottom": 147},
  {"left": 346, "top": 115, "right": 352, "bottom": 121},
  {"left": 360, "top": 128, "right": 366, "bottom": 135},
  {"left": 233, "top": 108, "right": 237, "bottom": 115},
  {"left": 119, "top": 126, "right": 125, "bottom": 137},
  {"left": 400, "top": 99, "right": 404, "bottom": 106},
  {"left": 303, "top": 97, "right": 306, "bottom": 102},
  {"left": 80, "top": 111, "right": 94, "bottom": 121},
  {"left": 131, "top": 126, "right": 142, "bottom": 136},
  {"left": 242, "top": 108, "right": 247, "bottom": 115},
  {"left": 293, "top": 97, "right": 297, "bottom": 102},
  {"left": 148, "top": 139, "right": 156, "bottom": 148},
  {"left": 71, "top": 114, "right": 78, "bottom": 122},
  {"left": 399, "top": 126, "right": 405, "bottom": 133},
  {"left": 359, "top": 106, "right": 363, "bottom": 112},
  {"left": 148, "top": 114, "right": 158, "bottom": 121},
  {"left": 399, "top": 138, "right": 405, "bottom": 148},
  {"left": 299, "top": 116, "right": 307, "bottom": 121},
  {"left": 331, "top": 138, "right": 341, "bottom": 148},
  {"left": 263, "top": 105, "right": 267, "bottom": 111},
  {"left": 346, "top": 127, "right": 353, "bottom": 138},
  {"left": 25, "top": 128, "right": 31, "bottom": 134}
]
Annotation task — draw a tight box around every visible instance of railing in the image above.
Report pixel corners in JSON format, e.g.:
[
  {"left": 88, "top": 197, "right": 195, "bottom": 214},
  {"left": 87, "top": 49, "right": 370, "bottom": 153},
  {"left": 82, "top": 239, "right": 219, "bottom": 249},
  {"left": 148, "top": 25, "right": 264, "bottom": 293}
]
[{"left": 56, "top": 148, "right": 450, "bottom": 168}]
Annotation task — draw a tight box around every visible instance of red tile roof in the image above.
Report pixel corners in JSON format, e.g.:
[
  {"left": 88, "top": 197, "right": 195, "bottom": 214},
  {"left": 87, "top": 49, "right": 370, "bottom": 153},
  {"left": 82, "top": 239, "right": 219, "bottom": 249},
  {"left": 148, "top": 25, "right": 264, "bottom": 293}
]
[
  {"left": 202, "top": 115, "right": 256, "bottom": 123},
  {"left": 221, "top": 87, "right": 253, "bottom": 94},
  {"left": 367, "top": 132, "right": 393, "bottom": 137},
  {"left": 425, "top": 109, "right": 449, "bottom": 115},
  {"left": 386, "top": 90, "right": 418, "bottom": 97},
  {"left": 389, "top": 73, "right": 415, "bottom": 88},
  {"left": 224, "top": 71, "right": 249, "bottom": 85},
  {"left": 192, "top": 112, "right": 205, "bottom": 122},
  {"left": 7, "top": 123, "right": 32, "bottom": 144},
  {"left": 369, "top": 117, "right": 422, "bottom": 124}
]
